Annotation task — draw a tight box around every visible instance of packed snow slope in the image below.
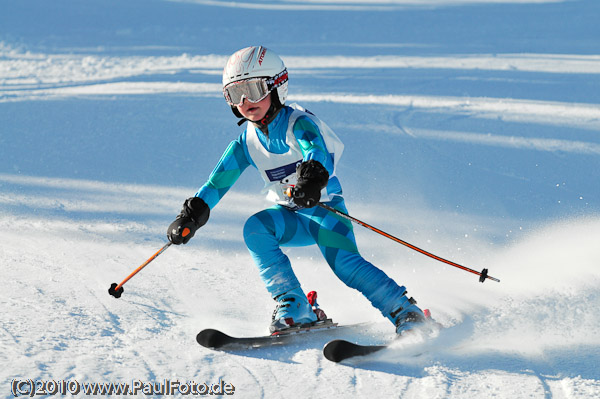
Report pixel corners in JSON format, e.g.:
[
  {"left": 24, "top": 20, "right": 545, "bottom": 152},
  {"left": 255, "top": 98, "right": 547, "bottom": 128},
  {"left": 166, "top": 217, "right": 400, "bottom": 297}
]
[{"left": 1, "top": 0, "right": 600, "bottom": 397}]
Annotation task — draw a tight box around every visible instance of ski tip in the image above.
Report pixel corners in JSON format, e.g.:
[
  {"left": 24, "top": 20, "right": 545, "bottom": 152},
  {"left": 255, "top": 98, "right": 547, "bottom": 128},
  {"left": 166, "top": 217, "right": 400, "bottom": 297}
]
[
  {"left": 323, "top": 339, "right": 355, "bottom": 363},
  {"left": 323, "top": 339, "right": 389, "bottom": 362},
  {"left": 196, "top": 329, "right": 232, "bottom": 349}
]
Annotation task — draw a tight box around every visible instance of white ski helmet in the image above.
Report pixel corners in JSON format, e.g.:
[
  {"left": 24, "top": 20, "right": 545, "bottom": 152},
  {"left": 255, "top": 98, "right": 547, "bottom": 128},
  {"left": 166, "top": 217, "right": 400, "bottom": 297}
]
[{"left": 222, "top": 46, "right": 288, "bottom": 107}]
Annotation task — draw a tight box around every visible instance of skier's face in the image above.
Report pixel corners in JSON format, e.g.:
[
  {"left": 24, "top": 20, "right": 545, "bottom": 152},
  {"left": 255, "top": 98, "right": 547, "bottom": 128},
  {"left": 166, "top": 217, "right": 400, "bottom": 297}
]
[{"left": 236, "top": 94, "right": 272, "bottom": 122}]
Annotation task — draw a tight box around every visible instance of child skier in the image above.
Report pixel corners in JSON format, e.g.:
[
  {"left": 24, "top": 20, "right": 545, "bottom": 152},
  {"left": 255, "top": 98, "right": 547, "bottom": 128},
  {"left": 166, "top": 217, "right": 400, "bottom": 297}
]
[{"left": 167, "top": 46, "right": 426, "bottom": 334}]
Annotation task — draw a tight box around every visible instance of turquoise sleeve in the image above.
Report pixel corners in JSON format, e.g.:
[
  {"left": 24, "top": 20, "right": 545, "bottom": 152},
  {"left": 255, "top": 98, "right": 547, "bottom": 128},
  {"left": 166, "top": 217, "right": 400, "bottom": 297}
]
[
  {"left": 195, "top": 133, "right": 252, "bottom": 209},
  {"left": 292, "top": 115, "right": 334, "bottom": 175}
]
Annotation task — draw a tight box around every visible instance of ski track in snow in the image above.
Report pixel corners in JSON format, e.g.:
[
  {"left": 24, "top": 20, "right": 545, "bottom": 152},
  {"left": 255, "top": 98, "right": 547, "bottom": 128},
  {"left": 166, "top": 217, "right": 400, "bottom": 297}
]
[{"left": 2, "top": 0, "right": 600, "bottom": 397}]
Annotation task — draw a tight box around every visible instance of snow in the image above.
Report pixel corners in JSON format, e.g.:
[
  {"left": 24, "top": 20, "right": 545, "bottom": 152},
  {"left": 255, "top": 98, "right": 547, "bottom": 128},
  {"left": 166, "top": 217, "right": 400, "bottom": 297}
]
[{"left": 1, "top": 0, "right": 599, "bottom": 397}]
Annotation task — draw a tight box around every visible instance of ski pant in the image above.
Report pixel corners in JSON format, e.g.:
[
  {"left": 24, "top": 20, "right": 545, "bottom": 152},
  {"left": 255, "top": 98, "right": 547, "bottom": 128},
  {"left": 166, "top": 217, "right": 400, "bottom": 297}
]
[{"left": 243, "top": 196, "right": 408, "bottom": 321}]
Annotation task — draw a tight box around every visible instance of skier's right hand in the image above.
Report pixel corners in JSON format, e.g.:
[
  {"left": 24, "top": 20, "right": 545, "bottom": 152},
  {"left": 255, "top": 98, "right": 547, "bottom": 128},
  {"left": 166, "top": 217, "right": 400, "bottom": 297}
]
[{"left": 167, "top": 197, "right": 210, "bottom": 245}]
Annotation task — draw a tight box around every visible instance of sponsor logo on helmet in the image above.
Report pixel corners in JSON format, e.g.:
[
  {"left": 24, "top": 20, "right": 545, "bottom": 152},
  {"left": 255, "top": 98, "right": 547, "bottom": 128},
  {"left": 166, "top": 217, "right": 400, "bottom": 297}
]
[{"left": 258, "top": 47, "right": 267, "bottom": 66}]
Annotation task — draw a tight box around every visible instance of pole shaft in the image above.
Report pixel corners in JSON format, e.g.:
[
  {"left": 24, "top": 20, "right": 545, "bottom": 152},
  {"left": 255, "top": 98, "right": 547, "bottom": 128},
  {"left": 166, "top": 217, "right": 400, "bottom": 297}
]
[
  {"left": 318, "top": 203, "right": 500, "bottom": 283},
  {"left": 114, "top": 242, "right": 172, "bottom": 291}
]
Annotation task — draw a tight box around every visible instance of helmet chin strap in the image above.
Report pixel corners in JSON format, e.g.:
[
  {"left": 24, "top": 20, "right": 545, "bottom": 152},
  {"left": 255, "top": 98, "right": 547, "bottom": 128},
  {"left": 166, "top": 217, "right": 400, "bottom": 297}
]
[{"left": 254, "top": 102, "right": 283, "bottom": 134}]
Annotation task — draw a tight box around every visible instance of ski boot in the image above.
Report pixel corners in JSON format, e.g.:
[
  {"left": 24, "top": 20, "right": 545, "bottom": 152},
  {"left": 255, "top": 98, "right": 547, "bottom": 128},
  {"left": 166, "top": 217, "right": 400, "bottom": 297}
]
[
  {"left": 270, "top": 287, "right": 320, "bottom": 333},
  {"left": 387, "top": 292, "right": 427, "bottom": 335}
]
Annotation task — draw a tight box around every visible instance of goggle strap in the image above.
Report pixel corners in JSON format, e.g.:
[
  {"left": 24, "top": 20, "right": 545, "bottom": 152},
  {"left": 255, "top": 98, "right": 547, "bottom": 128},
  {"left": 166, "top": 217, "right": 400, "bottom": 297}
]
[{"left": 267, "top": 69, "right": 288, "bottom": 91}]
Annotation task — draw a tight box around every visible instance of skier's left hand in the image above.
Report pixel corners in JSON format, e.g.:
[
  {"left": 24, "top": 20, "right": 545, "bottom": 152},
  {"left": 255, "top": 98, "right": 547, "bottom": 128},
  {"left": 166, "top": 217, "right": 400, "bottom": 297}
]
[{"left": 292, "top": 160, "right": 329, "bottom": 208}]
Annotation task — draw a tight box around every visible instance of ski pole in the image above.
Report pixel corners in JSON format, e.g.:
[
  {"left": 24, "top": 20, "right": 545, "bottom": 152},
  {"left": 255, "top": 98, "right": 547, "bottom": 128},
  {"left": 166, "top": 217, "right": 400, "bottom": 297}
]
[
  {"left": 108, "top": 242, "right": 172, "bottom": 298},
  {"left": 317, "top": 202, "right": 500, "bottom": 283}
]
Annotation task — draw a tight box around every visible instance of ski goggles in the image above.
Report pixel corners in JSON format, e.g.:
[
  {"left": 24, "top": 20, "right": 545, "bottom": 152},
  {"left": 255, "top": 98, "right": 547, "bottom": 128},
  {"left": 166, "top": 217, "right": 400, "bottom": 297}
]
[
  {"left": 223, "top": 78, "right": 271, "bottom": 107},
  {"left": 223, "top": 70, "right": 288, "bottom": 107}
]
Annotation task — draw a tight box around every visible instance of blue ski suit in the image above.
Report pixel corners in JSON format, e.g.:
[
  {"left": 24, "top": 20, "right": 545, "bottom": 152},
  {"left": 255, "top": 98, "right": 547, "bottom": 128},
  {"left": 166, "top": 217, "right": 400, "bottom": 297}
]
[{"left": 195, "top": 104, "right": 410, "bottom": 322}]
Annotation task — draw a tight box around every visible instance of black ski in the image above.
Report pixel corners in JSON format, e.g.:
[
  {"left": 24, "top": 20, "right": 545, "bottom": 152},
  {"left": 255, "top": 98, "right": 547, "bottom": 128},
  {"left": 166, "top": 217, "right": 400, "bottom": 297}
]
[
  {"left": 197, "top": 319, "right": 338, "bottom": 350},
  {"left": 323, "top": 318, "right": 444, "bottom": 362},
  {"left": 323, "top": 339, "right": 388, "bottom": 362}
]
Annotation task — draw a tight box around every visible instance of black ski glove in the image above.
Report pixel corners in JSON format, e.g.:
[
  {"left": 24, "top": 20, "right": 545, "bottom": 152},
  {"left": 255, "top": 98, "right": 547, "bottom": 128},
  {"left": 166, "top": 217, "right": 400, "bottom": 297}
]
[
  {"left": 167, "top": 197, "right": 210, "bottom": 245},
  {"left": 292, "top": 160, "right": 329, "bottom": 208}
]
